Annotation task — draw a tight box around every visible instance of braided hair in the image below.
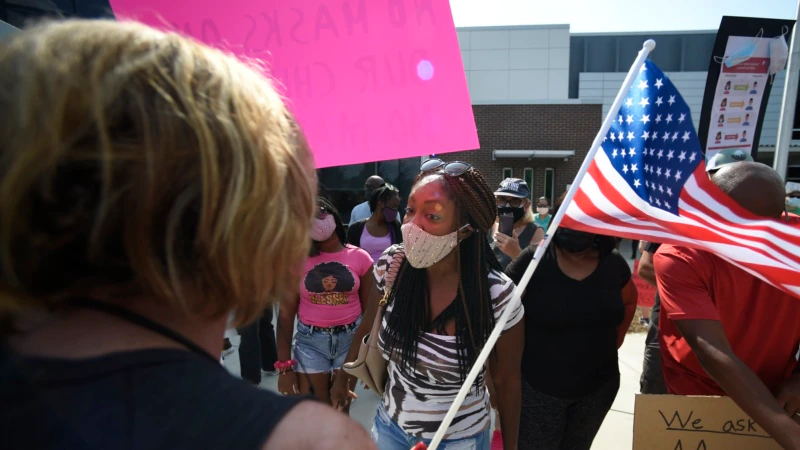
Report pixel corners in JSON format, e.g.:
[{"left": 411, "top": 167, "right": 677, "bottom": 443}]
[
  {"left": 310, "top": 196, "right": 347, "bottom": 256},
  {"left": 382, "top": 168, "right": 502, "bottom": 387}
]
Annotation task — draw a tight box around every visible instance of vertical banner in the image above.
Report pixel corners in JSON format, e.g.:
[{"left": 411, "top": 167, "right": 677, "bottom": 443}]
[{"left": 697, "top": 16, "right": 795, "bottom": 166}]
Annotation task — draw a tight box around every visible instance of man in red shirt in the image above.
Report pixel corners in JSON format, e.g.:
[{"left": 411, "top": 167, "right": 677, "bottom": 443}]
[{"left": 655, "top": 161, "right": 800, "bottom": 449}]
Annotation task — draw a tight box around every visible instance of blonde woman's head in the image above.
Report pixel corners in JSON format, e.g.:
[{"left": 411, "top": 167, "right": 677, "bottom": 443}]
[{"left": 0, "top": 20, "right": 316, "bottom": 328}]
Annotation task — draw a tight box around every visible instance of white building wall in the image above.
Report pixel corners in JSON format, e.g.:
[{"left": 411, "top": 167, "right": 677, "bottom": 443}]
[
  {"left": 578, "top": 71, "right": 788, "bottom": 148},
  {"left": 457, "top": 25, "right": 570, "bottom": 103}
]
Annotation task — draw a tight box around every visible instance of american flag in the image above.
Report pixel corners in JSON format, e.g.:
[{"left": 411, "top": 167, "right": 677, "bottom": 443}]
[{"left": 562, "top": 59, "right": 800, "bottom": 298}]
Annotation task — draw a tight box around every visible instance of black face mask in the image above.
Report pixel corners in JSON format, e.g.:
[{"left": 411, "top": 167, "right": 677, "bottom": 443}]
[
  {"left": 498, "top": 206, "right": 525, "bottom": 223},
  {"left": 554, "top": 228, "right": 596, "bottom": 253}
]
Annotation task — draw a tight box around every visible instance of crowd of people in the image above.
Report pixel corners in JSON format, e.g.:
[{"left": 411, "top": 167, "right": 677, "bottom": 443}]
[{"left": 0, "top": 19, "right": 798, "bottom": 450}]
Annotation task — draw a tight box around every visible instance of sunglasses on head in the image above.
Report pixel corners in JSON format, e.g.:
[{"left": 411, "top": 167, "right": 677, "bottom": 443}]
[
  {"left": 378, "top": 182, "right": 399, "bottom": 193},
  {"left": 420, "top": 158, "right": 473, "bottom": 177}
]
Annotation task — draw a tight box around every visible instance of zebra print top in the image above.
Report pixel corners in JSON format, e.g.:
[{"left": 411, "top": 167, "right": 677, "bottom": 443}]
[{"left": 374, "top": 244, "right": 523, "bottom": 440}]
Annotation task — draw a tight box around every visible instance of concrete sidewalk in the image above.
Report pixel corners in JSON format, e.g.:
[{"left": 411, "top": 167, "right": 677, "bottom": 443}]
[
  {"left": 591, "top": 332, "right": 646, "bottom": 450},
  {"left": 223, "top": 330, "right": 648, "bottom": 449}
]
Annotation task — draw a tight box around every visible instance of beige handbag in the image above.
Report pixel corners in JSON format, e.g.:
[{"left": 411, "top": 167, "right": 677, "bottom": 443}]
[
  {"left": 341, "top": 292, "right": 389, "bottom": 395},
  {"left": 343, "top": 248, "right": 404, "bottom": 396}
]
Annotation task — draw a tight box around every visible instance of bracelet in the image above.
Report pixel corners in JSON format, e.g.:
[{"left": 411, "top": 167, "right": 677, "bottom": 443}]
[{"left": 274, "top": 360, "right": 297, "bottom": 374}]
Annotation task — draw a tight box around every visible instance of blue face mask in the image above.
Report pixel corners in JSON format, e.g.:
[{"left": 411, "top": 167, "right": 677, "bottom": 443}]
[
  {"left": 722, "top": 30, "right": 763, "bottom": 69},
  {"left": 725, "top": 40, "right": 757, "bottom": 68}
]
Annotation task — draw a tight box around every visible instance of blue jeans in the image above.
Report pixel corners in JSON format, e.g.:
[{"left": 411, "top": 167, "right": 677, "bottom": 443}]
[
  {"left": 293, "top": 317, "right": 360, "bottom": 374},
  {"left": 372, "top": 404, "right": 491, "bottom": 450}
]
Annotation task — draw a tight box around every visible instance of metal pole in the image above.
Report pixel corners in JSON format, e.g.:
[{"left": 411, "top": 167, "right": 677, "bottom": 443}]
[{"left": 773, "top": 0, "right": 800, "bottom": 180}]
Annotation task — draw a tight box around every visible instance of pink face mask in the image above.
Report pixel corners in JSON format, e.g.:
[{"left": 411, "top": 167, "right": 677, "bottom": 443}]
[{"left": 311, "top": 215, "right": 336, "bottom": 242}]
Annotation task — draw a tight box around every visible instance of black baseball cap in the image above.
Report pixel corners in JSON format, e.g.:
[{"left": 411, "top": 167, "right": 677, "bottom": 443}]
[{"left": 494, "top": 178, "right": 530, "bottom": 199}]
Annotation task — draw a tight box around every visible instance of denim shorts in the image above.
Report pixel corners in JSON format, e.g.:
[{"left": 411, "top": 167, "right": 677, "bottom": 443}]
[
  {"left": 372, "top": 404, "right": 490, "bottom": 450},
  {"left": 293, "top": 317, "right": 361, "bottom": 374}
]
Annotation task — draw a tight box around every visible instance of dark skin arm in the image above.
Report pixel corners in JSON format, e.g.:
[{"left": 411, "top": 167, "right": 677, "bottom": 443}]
[
  {"left": 617, "top": 280, "right": 638, "bottom": 348},
  {"left": 675, "top": 319, "right": 800, "bottom": 449},
  {"left": 330, "top": 275, "right": 382, "bottom": 405},
  {"left": 637, "top": 249, "right": 657, "bottom": 287},
  {"left": 330, "top": 271, "right": 374, "bottom": 409},
  {"left": 489, "top": 318, "right": 524, "bottom": 450},
  {"left": 276, "top": 295, "right": 299, "bottom": 395},
  {"left": 777, "top": 371, "right": 800, "bottom": 425}
]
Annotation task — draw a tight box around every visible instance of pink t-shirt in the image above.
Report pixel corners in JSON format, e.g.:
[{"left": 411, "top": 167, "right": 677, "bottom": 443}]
[{"left": 298, "top": 245, "right": 374, "bottom": 327}]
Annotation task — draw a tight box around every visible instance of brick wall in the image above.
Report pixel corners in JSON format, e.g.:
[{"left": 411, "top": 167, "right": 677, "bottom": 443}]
[{"left": 443, "top": 104, "right": 602, "bottom": 204}]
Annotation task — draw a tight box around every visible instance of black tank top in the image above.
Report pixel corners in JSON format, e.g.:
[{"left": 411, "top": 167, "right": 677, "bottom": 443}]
[{"left": 0, "top": 301, "right": 303, "bottom": 450}]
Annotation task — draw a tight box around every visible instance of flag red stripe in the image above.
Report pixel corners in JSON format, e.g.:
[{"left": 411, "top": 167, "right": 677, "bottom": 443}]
[
  {"left": 567, "top": 161, "right": 800, "bottom": 289},
  {"left": 678, "top": 205, "right": 800, "bottom": 269},
  {"left": 683, "top": 172, "right": 800, "bottom": 244}
]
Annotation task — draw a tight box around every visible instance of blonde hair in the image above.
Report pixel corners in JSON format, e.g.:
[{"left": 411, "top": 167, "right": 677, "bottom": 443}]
[{"left": 0, "top": 20, "right": 316, "bottom": 328}]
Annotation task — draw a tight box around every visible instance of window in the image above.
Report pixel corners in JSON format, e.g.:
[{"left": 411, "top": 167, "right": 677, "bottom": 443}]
[
  {"left": 544, "top": 168, "right": 555, "bottom": 204},
  {"left": 502, "top": 168, "right": 512, "bottom": 179},
  {"left": 523, "top": 168, "right": 534, "bottom": 200}
]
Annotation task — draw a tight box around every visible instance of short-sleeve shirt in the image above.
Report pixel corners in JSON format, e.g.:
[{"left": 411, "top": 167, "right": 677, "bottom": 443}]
[
  {"left": 534, "top": 214, "right": 552, "bottom": 231},
  {"left": 505, "top": 245, "right": 631, "bottom": 398},
  {"left": 655, "top": 244, "right": 800, "bottom": 395},
  {"left": 298, "top": 245, "right": 373, "bottom": 328},
  {"left": 373, "top": 245, "right": 523, "bottom": 440}
]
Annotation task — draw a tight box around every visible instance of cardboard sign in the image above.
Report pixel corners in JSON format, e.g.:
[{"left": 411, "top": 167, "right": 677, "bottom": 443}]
[
  {"left": 109, "top": 0, "right": 478, "bottom": 168},
  {"left": 634, "top": 395, "right": 780, "bottom": 449}
]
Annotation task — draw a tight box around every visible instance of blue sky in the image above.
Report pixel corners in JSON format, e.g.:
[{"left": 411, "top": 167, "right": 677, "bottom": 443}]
[{"left": 451, "top": 0, "right": 797, "bottom": 32}]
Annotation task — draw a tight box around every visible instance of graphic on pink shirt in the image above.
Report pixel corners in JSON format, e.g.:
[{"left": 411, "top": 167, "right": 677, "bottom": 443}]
[
  {"left": 298, "top": 245, "right": 373, "bottom": 327},
  {"left": 304, "top": 261, "right": 355, "bottom": 307}
]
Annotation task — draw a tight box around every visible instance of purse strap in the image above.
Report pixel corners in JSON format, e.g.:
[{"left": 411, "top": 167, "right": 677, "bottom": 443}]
[
  {"left": 366, "top": 291, "right": 388, "bottom": 348},
  {"left": 367, "top": 248, "right": 403, "bottom": 347}
]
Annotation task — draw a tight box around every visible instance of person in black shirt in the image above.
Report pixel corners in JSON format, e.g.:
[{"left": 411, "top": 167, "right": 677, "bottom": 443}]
[
  {"left": 505, "top": 196, "right": 638, "bottom": 450},
  {"left": 0, "top": 20, "right": 373, "bottom": 450}
]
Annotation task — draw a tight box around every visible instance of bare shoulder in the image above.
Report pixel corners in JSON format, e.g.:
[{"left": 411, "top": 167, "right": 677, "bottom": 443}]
[{"left": 262, "top": 400, "right": 376, "bottom": 450}]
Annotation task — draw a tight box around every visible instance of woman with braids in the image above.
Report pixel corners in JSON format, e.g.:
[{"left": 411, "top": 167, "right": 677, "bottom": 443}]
[
  {"left": 278, "top": 197, "right": 373, "bottom": 407},
  {"left": 504, "top": 192, "right": 637, "bottom": 450},
  {"left": 347, "top": 182, "right": 403, "bottom": 262},
  {"left": 332, "top": 160, "right": 525, "bottom": 450}
]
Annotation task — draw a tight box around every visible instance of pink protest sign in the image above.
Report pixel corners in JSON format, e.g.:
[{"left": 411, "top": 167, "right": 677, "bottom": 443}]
[{"left": 109, "top": 0, "right": 478, "bottom": 168}]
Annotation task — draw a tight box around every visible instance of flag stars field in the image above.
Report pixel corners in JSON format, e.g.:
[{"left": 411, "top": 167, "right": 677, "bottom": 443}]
[{"left": 563, "top": 58, "right": 800, "bottom": 297}]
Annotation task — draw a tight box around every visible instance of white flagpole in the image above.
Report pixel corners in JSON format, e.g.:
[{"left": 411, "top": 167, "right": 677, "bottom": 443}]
[
  {"left": 425, "top": 39, "right": 657, "bottom": 450},
  {"left": 773, "top": 0, "right": 800, "bottom": 180}
]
